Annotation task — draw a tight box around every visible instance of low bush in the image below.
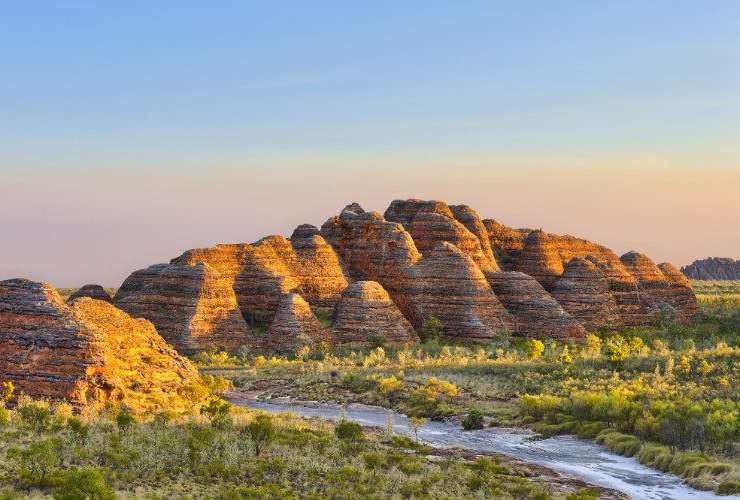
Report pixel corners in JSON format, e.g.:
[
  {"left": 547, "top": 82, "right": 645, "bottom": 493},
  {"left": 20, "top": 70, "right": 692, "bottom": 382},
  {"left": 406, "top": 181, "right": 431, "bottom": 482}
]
[
  {"left": 334, "top": 420, "right": 364, "bottom": 442},
  {"left": 462, "top": 409, "right": 484, "bottom": 430}
]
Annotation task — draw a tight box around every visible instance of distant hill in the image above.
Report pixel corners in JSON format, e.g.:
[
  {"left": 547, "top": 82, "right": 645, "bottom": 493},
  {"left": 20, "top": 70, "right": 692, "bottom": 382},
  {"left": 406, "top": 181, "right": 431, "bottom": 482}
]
[{"left": 681, "top": 257, "right": 740, "bottom": 280}]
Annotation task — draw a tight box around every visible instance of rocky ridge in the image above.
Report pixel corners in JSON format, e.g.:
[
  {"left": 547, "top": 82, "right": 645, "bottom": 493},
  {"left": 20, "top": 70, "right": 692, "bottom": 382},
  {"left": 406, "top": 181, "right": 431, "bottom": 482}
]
[
  {"left": 95, "top": 198, "right": 703, "bottom": 352},
  {"left": 681, "top": 257, "right": 740, "bottom": 280}
]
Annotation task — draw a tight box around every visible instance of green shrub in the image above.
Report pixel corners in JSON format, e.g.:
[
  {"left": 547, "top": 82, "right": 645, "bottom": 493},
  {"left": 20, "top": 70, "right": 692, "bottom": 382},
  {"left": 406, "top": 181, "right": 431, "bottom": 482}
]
[
  {"left": 576, "top": 421, "right": 608, "bottom": 439},
  {"left": 334, "top": 420, "right": 364, "bottom": 442},
  {"left": 52, "top": 468, "right": 114, "bottom": 500},
  {"left": 419, "top": 316, "right": 443, "bottom": 343},
  {"left": 245, "top": 415, "right": 276, "bottom": 456},
  {"left": 716, "top": 480, "right": 740, "bottom": 495},
  {"left": 367, "top": 334, "right": 388, "bottom": 349},
  {"left": 116, "top": 409, "right": 136, "bottom": 430},
  {"left": 339, "top": 374, "right": 377, "bottom": 393},
  {"left": 522, "top": 339, "right": 545, "bottom": 360},
  {"left": 17, "top": 402, "right": 52, "bottom": 432},
  {"left": 596, "top": 431, "right": 641, "bottom": 456},
  {"left": 0, "top": 405, "right": 9, "bottom": 427},
  {"left": 462, "top": 409, "right": 485, "bottom": 430}
]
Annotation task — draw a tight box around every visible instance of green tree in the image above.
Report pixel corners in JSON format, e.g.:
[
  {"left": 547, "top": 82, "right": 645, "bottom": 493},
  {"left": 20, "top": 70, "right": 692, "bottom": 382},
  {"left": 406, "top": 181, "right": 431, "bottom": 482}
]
[
  {"left": 334, "top": 420, "right": 364, "bottom": 443},
  {"left": 245, "top": 415, "right": 276, "bottom": 456}
]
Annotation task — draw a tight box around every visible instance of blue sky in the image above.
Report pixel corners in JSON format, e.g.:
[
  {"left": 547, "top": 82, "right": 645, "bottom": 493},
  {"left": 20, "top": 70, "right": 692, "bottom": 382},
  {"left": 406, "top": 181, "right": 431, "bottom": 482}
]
[{"left": 1, "top": 2, "right": 739, "bottom": 285}]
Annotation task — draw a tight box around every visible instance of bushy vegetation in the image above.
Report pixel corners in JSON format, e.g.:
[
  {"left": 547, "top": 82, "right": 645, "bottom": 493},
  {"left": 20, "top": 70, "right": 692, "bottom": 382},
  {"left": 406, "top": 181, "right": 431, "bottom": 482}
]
[
  {"left": 206, "top": 298, "right": 739, "bottom": 495},
  {"left": 0, "top": 395, "right": 581, "bottom": 498}
]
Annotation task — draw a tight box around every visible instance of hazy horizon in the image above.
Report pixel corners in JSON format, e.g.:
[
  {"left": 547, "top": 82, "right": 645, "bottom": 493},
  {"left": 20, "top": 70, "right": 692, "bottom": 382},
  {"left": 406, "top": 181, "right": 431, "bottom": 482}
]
[{"left": 2, "top": 2, "right": 739, "bottom": 287}]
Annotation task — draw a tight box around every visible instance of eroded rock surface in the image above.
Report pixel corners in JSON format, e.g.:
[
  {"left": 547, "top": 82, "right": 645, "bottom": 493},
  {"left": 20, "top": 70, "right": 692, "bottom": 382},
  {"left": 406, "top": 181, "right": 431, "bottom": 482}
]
[
  {"left": 260, "top": 292, "right": 328, "bottom": 352},
  {"left": 67, "top": 284, "right": 112, "bottom": 304},
  {"left": 0, "top": 279, "right": 206, "bottom": 413},
  {"left": 332, "top": 281, "right": 417, "bottom": 346},
  {"left": 115, "top": 262, "right": 251, "bottom": 354},
  {"left": 405, "top": 242, "right": 513, "bottom": 341},
  {"left": 110, "top": 199, "right": 701, "bottom": 351},
  {"left": 488, "top": 271, "right": 585, "bottom": 340},
  {"left": 551, "top": 258, "right": 620, "bottom": 330}
]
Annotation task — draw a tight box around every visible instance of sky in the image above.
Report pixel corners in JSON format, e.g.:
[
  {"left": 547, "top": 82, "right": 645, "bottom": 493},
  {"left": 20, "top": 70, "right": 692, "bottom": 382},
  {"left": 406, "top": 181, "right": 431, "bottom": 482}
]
[{"left": 1, "top": 1, "right": 739, "bottom": 287}]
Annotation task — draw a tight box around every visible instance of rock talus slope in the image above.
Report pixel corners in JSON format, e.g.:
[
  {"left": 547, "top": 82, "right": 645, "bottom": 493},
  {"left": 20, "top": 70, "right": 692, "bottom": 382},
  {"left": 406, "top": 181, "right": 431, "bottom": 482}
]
[{"left": 0, "top": 279, "right": 206, "bottom": 413}]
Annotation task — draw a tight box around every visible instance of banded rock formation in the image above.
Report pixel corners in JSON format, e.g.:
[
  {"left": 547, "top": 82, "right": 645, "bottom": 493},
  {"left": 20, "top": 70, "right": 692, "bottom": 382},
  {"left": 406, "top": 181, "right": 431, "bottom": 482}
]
[
  {"left": 115, "top": 262, "right": 251, "bottom": 354},
  {"left": 482, "top": 219, "right": 532, "bottom": 270},
  {"left": 405, "top": 242, "right": 513, "bottom": 341},
  {"left": 0, "top": 279, "right": 206, "bottom": 413},
  {"left": 332, "top": 281, "right": 417, "bottom": 346},
  {"left": 487, "top": 271, "right": 585, "bottom": 340},
  {"left": 109, "top": 199, "right": 700, "bottom": 352},
  {"left": 67, "top": 284, "right": 112, "bottom": 304},
  {"left": 385, "top": 199, "right": 499, "bottom": 272},
  {"left": 261, "top": 292, "right": 328, "bottom": 352},
  {"left": 172, "top": 230, "right": 349, "bottom": 321},
  {"left": 551, "top": 257, "right": 619, "bottom": 330},
  {"left": 620, "top": 252, "right": 701, "bottom": 323}
]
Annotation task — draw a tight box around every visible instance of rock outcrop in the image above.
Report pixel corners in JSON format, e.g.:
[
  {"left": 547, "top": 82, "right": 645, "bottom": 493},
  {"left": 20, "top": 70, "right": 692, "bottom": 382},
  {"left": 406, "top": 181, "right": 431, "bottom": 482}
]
[
  {"left": 67, "top": 284, "right": 112, "bottom": 304},
  {"left": 171, "top": 231, "right": 349, "bottom": 323},
  {"left": 482, "top": 219, "right": 532, "bottom": 270},
  {"left": 0, "top": 279, "right": 207, "bottom": 413},
  {"left": 681, "top": 257, "right": 740, "bottom": 280},
  {"left": 405, "top": 242, "right": 513, "bottom": 341},
  {"left": 115, "top": 262, "right": 251, "bottom": 354},
  {"left": 658, "top": 262, "right": 691, "bottom": 286},
  {"left": 620, "top": 252, "right": 701, "bottom": 323},
  {"left": 115, "top": 263, "right": 168, "bottom": 301},
  {"left": 260, "top": 292, "right": 328, "bottom": 352},
  {"left": 551, "top": 257, "right": 620, "bottom": 330},
  {"left": 384, "top": 199, "right": 500, "bottom": 272},
  {"left": 109, "top": 199, "right": 701, "bottom": 351},
  {"left": 487, "top": 272, "right": 585, "bottom": 340},
  {"left": 332, "top": 281, "right": 417, "bottom": 346}
]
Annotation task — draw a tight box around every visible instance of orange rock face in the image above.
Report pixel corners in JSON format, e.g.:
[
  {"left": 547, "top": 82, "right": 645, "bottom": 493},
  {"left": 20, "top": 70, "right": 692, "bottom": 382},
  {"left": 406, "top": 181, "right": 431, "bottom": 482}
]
[
  {"left": 385, "top": 199, "right": 500, "bottom": 272},
  {"left": 487, "top": 271, "right": 585, "bottom": 340},
  {"left": 259, "top": 292, "right": 328, "bottom": 352},
  {"left": 620, "top": 252, "right": 701, "bottom": 323},
  {"left": 332, "top": 281, "right": 418, "bottom": 346},
  {"left": 172, "top": 230, "right": 349, "bottom": 321},
  {"left": 115, "top": 262, "right": 251, "bottom": 354},
  {"left": 109, "top": 199, "right": 700, "bottom": 351},
  {"left": 405, "top": 242, "right": 513, "bottom": 341},
  {"left": 0, "top": 279, "right": 206, "bottom": 413},
  {"left": 551, "top": 257, "right": 620, "bottom": 330}
]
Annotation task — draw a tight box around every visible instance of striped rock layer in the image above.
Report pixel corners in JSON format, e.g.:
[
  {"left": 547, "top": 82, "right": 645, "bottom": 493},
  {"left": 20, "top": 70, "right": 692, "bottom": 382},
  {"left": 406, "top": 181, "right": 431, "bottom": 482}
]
[
  {"left": 109, "top": 199, "right": 699, "bottom": 353},
  {"left": 0, "top": 279, "right": 206, "bottom": 413},
  {"left": 332, "top": 281, "right": 418, "bottom": 346}
]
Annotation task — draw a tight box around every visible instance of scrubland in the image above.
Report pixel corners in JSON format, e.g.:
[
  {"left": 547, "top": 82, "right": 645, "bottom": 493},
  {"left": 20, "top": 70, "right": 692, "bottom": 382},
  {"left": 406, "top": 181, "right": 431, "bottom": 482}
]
[{"left": 201, "top": 287, "right": 740, "bottom": 496}]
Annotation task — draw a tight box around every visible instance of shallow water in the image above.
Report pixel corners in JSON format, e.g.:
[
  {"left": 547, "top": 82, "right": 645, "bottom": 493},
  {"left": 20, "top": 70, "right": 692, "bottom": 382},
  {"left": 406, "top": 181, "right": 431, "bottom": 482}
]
[{"left": 240, "top": 400, "right": 730, "bottom": 500}]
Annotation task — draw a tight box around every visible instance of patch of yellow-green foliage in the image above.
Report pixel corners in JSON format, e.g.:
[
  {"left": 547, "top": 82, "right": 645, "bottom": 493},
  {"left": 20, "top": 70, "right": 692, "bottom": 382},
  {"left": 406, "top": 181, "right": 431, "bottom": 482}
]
[
  {"left": 0, "top": 394, "right": 586, "bottom": 499},
  {"left": 201, "top": 297, "right": 739, "bottom": 495}
]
